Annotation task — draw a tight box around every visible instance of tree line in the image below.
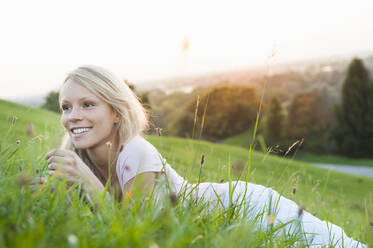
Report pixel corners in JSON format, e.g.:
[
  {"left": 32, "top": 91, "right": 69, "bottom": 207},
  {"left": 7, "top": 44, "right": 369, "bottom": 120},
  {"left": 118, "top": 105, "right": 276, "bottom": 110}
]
[
  {"left": 265, "top": 58, "right": 373, "bottom": 157},
  {"left": 41, "top": 58, "right": 373, "bottom": 158}
]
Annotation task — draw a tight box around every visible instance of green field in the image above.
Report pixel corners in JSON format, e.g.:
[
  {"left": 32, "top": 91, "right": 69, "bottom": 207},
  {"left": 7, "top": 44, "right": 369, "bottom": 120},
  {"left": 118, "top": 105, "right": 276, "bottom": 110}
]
[
  {"left": 1, "top": 99, "right": 372, "bottom": 247},
  {"left": 222, "top": 130, "right": 373, "bottom": 167},
  {"left": 296, "top": 152, "right": 373, "bottom": 167}
]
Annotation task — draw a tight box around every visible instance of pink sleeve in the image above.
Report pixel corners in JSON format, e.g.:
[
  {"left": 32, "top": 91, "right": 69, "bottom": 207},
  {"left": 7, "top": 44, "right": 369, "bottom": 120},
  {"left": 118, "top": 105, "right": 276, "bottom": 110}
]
[{"left": 116, "top": 145, "right": 163, "bottom": 192}]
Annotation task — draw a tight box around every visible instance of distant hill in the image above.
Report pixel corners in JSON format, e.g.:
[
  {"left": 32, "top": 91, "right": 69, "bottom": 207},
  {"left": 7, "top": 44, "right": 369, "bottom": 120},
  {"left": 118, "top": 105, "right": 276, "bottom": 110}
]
[
  {"left": 5, "top": 94, "right": 46, "bottom": 108},
  {"left": 137, "top": 53, "right": 373, "bottom": 97}
]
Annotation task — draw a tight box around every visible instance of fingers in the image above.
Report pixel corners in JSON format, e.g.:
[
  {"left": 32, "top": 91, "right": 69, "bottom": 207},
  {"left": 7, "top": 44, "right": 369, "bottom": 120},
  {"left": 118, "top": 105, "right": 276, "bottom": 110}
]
[
  {"left": 46, "top": 150, "right": 76, "bottom": 168},
  {"left": 48, "top": 164, "right": 79, "bottom": 176},
  {"left": 47, "top": 156, "right": 66, "bottom": 169},
  {"left": 45, "top": 149, "right": 75, "bottom": 160}
]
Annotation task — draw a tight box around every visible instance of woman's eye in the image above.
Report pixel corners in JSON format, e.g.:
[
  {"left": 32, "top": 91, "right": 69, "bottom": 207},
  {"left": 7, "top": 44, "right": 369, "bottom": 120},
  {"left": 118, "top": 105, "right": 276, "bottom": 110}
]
[
  {"left": 84, "top": 102, "right": 94, "bottom": 108},
  {"left": 61, "top": 105, "right": 71, "bottom": 111}
]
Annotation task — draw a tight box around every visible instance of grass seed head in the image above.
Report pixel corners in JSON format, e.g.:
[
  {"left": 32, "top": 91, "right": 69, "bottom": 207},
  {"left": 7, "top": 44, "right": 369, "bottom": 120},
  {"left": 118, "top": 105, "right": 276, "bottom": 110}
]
[
  {"left": 169, "top": 192, "right": 178, "bottom": 206},
  {"left": 200, "top": 154, "right": 205, "bottom": 166},
  {"left": 298, "top": 206, "right": 304, "bottom": 217},
  {"left": 26, "top": 123, "right": 34, "bottom": 136},
  {"left": 155, "top": 127, "right": 162, "bottom": 136},
  {"left": 17, "top": 173, "right": 31, "bottom": 186},
  {"left": 12, "top": 116, "right": 17, "bottom": 125}
]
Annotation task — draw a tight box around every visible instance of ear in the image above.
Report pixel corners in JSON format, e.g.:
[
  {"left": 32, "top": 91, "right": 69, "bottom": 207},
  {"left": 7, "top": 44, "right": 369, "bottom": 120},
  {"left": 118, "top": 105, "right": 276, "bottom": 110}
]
[{"left": 113, "top": 111, "right": 120, "bottom": 124}]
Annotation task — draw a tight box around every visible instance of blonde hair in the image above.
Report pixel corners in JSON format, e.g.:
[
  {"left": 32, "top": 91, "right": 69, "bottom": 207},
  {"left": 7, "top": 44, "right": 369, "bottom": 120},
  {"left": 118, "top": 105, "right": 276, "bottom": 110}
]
[
  {"left": 60, "top": 65, "right": 148, "bottom": 188},
  {"left": 61, "top": 65, "right": 148, "bottom": 143}
]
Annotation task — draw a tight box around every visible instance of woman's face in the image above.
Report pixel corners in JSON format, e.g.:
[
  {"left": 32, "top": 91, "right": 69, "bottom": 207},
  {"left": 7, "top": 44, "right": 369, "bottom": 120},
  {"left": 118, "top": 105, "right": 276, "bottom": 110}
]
[{"left": 60, "top": 79, "right": 120, "bottom": 150}]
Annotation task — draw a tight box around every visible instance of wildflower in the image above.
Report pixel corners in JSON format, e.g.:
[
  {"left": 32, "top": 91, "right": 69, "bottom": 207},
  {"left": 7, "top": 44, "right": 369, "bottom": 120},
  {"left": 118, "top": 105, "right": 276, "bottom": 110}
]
[
  {"left": 16, "top": 140, "right": 21, "bottom": 145},
  {"left": 67, "top": 234, "right": 78, "bottom": 245},
  {"left": 19, "top": 166, "right": 23, "bottom": 172},
  {"left": 106, "top": 141, "right": 112, "bottom": 149},
  {"left": 149, "top": 242, "right": 159, "bottom": 248},
  {"left": 292, "top": 187, "right": 296, "bottom": 194},
  {"left": 267, "top": 215, "right": 275, "bottom": 225},
  {"left": 12, "top": 116, "right": 17, "bottom": 125},
  {"left": 126, "top": 191, "right": 132, "bottom": 198},
  {"left": 200, "top": 154, "right": 205, "bottom": 166},
  {"left": 26, "top": 123, "right": 34, "bottom": 136}
]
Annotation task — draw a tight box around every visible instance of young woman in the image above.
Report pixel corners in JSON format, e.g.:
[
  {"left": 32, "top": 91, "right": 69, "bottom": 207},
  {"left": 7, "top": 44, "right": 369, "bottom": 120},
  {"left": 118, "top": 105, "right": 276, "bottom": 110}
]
[{"left": 45, "top": 65, "right": 366, "bottom": 248}]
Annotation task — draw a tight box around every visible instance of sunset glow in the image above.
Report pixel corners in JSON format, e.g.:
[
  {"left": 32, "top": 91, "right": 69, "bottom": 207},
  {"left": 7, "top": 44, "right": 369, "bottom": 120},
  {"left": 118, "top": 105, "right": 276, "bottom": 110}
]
[{"left": 0, "top": 0, "right": 372, "bottom": 98}]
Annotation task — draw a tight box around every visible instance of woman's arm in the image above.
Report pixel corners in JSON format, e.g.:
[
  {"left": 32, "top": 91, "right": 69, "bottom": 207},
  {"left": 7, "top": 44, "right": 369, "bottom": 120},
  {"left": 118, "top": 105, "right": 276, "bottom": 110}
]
[{"left": 122, "top": 172, "right": 159, "bottom": 199}]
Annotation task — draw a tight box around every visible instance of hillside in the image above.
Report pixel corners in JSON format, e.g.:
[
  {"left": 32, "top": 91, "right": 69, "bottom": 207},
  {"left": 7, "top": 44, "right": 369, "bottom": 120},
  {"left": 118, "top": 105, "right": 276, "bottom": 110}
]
[
  {"left": 0, "top": 98, "right": 62, "bottom": 146},
  {"left": 0, "top": 99, "right": 372, "bottom": 246}
]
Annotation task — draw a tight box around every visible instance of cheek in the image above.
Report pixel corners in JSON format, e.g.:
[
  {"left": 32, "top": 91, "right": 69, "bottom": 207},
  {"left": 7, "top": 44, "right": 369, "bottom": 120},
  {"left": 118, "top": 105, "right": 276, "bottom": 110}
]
[{"left": 60, "top": 115, "right": 68, "bottom": 129}]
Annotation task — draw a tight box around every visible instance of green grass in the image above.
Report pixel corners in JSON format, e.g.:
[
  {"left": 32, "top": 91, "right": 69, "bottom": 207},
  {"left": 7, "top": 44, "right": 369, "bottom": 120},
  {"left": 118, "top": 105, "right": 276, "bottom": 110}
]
[
  {"left": 0, "top": 99, "right": 62, "bottom": 147},
  {"left": 296, "top": 152, "right": 373, "bottom": 167},
  {"left": 220, "top": 130, "right": 253, "bottom": 148},
  {"left": 0, "top": 99, "right": 372, "bottom": 247},
  {"left": 222, "top": 130, "right": 373, "bottom": 167}
]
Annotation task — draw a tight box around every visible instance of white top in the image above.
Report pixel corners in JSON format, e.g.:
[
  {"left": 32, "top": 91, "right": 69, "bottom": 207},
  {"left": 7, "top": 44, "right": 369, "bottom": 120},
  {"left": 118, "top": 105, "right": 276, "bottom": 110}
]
[
  {"left": 116, "top": 135, "right": 227, "bottom": 208},
  {"left": 115, "top": 136, "right": 366, "bottom": 247}
]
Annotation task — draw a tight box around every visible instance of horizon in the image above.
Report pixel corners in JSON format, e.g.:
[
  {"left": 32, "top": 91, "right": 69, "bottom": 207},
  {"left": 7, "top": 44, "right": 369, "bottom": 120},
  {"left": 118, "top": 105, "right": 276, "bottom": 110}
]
[{"left": 2, "top": 50, "right": 372, "bottom": 104}]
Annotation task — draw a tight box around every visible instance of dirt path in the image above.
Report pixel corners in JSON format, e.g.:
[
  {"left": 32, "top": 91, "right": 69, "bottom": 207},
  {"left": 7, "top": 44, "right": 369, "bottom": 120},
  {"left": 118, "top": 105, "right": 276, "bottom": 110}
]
[{"left": 311, "top": 163, "right": 373, "bottom": 178}]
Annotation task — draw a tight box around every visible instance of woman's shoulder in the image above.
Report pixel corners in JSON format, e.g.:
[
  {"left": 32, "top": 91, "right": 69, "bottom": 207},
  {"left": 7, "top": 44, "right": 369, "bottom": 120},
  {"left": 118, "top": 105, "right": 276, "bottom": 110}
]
[
  {"left": 115, "top": 135, "right": 164, "bottom": 189},
  {"left": 119, "top": 135, "right": 158, "bottom": 157},
  {"left": 116, "top": 135, "right": 162, "bottom": 170}
]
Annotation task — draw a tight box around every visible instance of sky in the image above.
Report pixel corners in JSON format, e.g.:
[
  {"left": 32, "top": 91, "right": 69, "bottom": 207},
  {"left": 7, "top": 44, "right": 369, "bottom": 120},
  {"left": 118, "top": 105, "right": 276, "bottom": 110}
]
[{"left": 0, "top": 0, "right": 373, "bottom": 99}]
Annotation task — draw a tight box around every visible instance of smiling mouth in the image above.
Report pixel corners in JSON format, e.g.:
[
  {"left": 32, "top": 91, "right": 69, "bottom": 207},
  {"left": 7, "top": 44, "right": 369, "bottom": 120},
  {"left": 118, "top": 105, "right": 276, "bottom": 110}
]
[{"left": 71, "top": 127, "right": 92, "bottom": 137}]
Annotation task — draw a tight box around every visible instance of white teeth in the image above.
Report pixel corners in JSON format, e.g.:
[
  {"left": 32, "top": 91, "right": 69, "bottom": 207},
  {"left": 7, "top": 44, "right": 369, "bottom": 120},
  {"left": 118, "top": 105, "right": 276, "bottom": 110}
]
[{"left": 72, "top": 128, "right": 91, "bottom": 134}]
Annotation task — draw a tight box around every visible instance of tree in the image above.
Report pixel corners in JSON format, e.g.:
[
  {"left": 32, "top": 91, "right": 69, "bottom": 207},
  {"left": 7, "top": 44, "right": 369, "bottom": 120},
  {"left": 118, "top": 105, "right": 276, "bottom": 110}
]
[
  {"left": 332, "top": 58, "right": 373, "bottom": 157},
  {"left": 286, "top": 91, "right": 332, "bottom": 139},
  {"left": 265, "top": 96, "right": 284, "bottom": 145},
  {"left": 169, "top": 84, "right": 261, "bottom": 141},
  {"left": 285, "top": 90, "right": 334, "bottom": 153},
  {"left": 126, "top": 82, "right": 151, "bottom": 110},
  {"left": 41, "top": 91, "right": 60, "bottom": 113}
]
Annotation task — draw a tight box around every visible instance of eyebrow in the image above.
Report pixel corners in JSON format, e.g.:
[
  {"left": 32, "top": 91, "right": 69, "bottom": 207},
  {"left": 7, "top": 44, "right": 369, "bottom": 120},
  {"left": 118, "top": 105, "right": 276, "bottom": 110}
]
[{"left": 61, "top": 97, "right": 96, "bottom": 103}]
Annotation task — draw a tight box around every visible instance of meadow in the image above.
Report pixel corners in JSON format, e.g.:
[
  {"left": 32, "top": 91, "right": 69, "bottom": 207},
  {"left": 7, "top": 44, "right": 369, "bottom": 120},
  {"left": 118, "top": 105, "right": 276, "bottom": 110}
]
[
  {"left": 0, "top": 99, "right": 372, "bottom": 247},
  {"left": 221, "top": 130, "right": 373, "bottom": 167}
]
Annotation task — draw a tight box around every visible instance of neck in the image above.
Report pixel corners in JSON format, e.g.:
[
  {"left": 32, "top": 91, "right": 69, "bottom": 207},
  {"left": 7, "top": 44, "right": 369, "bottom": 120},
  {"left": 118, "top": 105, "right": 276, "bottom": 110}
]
[{"left": 86, "top": 136, "right": 120, "bottom": 182}]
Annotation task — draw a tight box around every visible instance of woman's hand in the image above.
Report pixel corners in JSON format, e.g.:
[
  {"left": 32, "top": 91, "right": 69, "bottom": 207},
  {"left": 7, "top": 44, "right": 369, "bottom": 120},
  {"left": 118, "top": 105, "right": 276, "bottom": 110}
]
[
  {"left": 46, "top": 149, "right": 90, "bottom": 185},
  {"left": 45, "top": 149, "right": 110, "bottom": 201}
]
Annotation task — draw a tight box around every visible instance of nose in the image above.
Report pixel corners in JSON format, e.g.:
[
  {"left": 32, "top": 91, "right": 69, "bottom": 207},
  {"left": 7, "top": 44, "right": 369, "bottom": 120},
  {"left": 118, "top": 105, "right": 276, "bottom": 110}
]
[{"left": 68, "top": 106, "right": 83, "bottom": 122}]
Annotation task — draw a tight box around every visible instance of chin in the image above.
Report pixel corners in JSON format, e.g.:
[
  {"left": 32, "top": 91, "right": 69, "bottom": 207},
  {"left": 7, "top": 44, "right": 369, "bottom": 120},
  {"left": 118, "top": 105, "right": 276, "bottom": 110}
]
[{"left": 72, "top": 141, "right": 92, "bottom": 150}]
